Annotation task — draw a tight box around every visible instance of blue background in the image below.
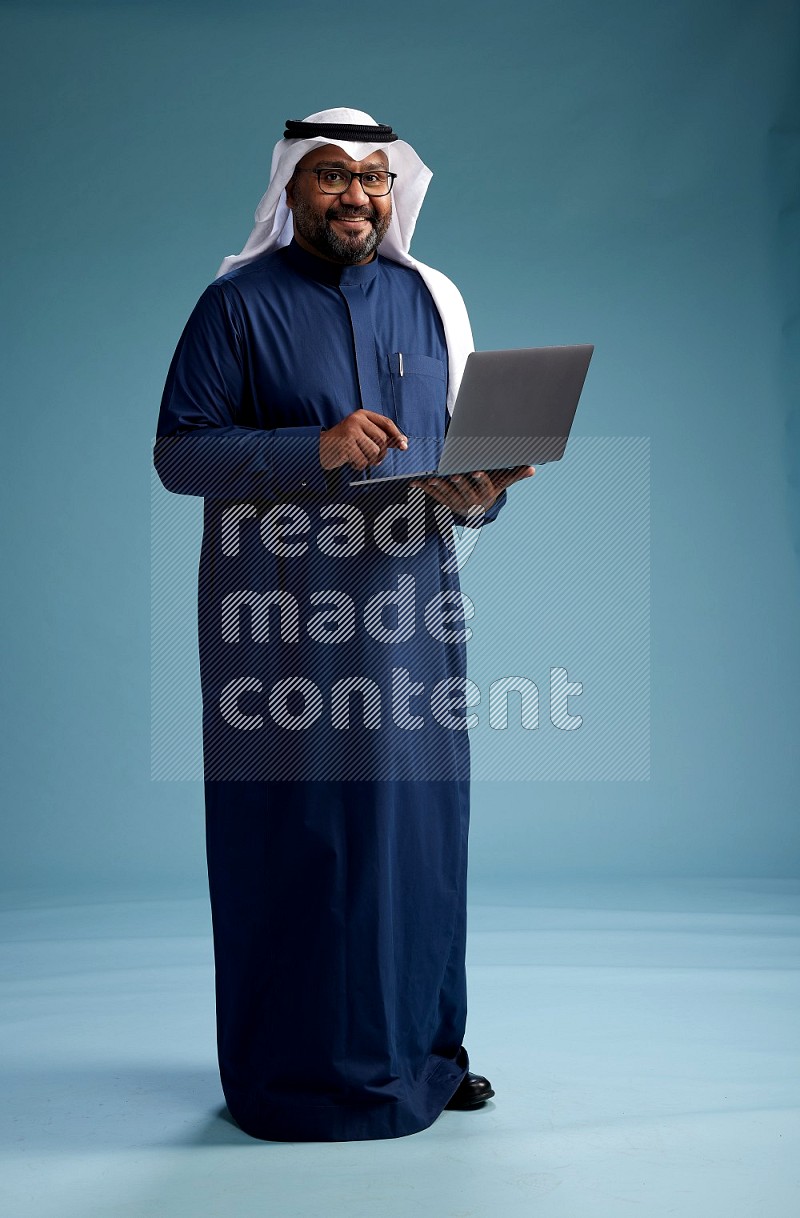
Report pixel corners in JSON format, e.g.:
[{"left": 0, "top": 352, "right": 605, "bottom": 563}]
[{"left": 2, "top": 0, "right": 798, "bottom": 900}]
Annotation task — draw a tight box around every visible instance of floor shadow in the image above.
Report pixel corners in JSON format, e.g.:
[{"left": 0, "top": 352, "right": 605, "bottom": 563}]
[{"left": 0, "top": 1064, "right": 247, "bottom": 1152}]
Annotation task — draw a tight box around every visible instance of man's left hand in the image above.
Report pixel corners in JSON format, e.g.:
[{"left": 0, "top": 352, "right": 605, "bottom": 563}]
[{"left": 410, "top": 465, "right": 535, "bottom": 513}]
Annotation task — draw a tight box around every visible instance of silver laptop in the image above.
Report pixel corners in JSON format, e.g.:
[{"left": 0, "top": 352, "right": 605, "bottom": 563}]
[{"left": 349, "top": 344, "right": 594, "bottom": 486}]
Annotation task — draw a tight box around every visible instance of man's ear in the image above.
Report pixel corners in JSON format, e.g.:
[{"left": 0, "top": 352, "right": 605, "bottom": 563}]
[{"left": 285, "top": 174, "right": 297, "bottom": 210}]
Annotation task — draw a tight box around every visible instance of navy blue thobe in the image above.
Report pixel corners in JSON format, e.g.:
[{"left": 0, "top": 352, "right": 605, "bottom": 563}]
[{"left": 154, "top": 238, "right": 507, "bottom": 1141}]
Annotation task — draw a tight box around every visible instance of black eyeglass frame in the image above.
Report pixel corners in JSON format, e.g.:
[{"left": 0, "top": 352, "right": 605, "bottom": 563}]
[{"left": 294, "top": 167, "right": 398, "bottom": 196}]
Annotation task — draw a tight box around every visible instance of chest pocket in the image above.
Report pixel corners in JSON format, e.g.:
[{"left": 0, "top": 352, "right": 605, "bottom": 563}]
[{"left": 387, "top": 352, "right": 447, "bottom": 443}]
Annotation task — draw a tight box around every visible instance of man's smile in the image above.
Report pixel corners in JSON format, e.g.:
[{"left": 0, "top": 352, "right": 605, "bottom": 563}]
[{"left": 328, "top": 212, "right": 375, "bottom": 227}]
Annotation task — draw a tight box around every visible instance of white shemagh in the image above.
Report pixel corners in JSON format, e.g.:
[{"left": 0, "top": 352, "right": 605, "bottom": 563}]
[{"left": 214, "top": 108, "right": 474, "bottom": 414}]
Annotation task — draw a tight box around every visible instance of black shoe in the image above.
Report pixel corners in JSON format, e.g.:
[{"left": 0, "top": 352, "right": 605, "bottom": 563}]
[{"left": 444, "top": 1071, "right": 495, "bottom": 1110}]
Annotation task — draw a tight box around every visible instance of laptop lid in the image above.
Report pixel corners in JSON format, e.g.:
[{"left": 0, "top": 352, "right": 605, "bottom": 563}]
[
  {"left": 436, "top": 344, "right": 594, "bottom": 474},
  {"left": 349, "top": 343, "right": 593, "bottom": 486}
]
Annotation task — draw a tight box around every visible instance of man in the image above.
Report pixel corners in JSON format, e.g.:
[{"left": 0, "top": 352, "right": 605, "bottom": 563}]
[{"left": 154, "top": 108, "right": 533, "bottom": 1142}]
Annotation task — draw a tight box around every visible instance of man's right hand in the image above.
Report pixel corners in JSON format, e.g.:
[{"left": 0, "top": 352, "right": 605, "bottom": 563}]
[{"left": 319, "top": 410, "right": 408, "bottom": 471}]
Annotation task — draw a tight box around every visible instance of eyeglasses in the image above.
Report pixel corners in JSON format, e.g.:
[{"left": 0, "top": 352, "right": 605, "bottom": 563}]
[{"left": 296, "top": 167, "right": 397, "bottom": 197}]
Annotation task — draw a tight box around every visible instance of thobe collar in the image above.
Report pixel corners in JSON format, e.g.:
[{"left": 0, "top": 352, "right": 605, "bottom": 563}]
[{"left": 283, "top": 237, "right": 381, "bottom": 287}]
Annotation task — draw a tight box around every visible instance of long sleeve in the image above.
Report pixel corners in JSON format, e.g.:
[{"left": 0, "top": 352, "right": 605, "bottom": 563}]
[{"left": 153, "top": 283, "right": 328, "bottom": 500}]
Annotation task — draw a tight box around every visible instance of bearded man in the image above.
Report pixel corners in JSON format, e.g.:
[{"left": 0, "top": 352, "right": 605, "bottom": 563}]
[{"left": 154, "top": 108, "right": 533, "bottom": 1142}]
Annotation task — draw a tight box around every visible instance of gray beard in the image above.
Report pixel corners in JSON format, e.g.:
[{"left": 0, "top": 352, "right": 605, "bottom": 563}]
[{"left": 292, "top": 196, "right": 391, "bottom": 264}]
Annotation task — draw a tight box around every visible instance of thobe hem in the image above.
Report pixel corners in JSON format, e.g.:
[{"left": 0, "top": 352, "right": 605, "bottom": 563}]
[{"left": 222, "top": 1046, "right": 469, "bottom": 1143}]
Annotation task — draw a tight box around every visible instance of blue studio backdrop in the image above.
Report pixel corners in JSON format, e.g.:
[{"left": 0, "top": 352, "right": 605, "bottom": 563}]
[{"left": 1, "top": 0, "right": 798, "bottom": 901}]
